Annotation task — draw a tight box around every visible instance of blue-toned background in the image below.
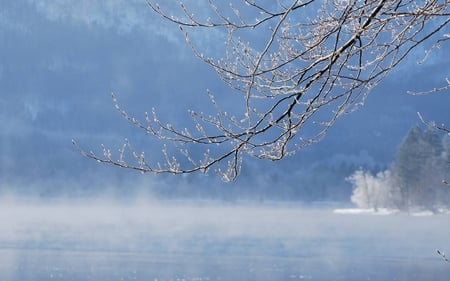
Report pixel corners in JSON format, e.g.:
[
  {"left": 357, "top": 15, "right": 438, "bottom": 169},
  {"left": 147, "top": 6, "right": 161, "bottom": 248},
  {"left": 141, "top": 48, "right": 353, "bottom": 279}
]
[{"left": 1, "top": 1, "right": 449, "bottom": 200}]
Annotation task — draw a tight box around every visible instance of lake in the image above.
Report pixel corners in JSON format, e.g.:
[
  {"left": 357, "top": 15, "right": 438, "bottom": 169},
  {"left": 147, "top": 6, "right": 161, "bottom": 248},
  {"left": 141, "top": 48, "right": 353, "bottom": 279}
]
[{"left": 1, "top": 199, "right": 449, "bottom": 280}]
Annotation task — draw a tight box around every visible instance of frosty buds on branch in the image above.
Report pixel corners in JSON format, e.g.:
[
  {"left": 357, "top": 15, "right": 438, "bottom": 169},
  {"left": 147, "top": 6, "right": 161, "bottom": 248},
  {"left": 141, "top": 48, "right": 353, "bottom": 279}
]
[{"left": 77, "top": 0, "right": 450, "bottom": 181}]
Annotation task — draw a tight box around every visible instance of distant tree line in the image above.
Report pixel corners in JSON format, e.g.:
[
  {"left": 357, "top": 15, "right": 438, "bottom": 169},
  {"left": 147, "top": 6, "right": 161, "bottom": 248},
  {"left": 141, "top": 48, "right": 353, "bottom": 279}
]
[{"left": 348, "top": 126, "right": 450, "bottom": 212}]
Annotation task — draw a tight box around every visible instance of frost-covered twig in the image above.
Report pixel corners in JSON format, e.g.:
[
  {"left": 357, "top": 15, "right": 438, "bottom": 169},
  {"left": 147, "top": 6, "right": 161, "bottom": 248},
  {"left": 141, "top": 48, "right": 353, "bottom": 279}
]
[
  {"left": 79, "top": 0, "right": 450, "bottom": 181},
  {"left": 437, "top": 249, "right": 450, "bottom": 264}
]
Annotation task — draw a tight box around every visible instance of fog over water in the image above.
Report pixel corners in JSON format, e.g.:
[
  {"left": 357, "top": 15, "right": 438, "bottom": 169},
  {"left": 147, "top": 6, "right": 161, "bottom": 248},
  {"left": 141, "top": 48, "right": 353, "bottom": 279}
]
[
  {"left": 1, "top": 1, "right": 449, "bottom": 280},
  {"left": 1, "top": 198, "right": 449, "bottom": 281}
]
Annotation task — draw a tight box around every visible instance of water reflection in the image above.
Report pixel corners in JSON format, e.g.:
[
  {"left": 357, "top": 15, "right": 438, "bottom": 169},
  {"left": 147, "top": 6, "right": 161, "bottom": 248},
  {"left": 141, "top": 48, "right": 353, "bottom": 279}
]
[{"left": 0, "top": 199, "right": 448, "bottom": 280}]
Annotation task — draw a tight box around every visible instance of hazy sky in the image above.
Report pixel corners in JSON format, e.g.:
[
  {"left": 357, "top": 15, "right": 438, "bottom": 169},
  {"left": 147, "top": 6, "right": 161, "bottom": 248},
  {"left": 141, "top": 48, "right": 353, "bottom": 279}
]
[{"left": 1, "top": 1, "right": 449, "bottom": 199}]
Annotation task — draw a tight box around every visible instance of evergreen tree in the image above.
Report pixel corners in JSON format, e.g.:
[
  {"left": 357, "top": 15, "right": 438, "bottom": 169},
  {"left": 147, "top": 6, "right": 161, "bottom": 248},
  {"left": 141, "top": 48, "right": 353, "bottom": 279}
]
[
  {"left": 435, "top": 135, "right": 450, "bottom": 208},
  {"left": 391, "top": 127, "right": 444, "bottom": 210}
]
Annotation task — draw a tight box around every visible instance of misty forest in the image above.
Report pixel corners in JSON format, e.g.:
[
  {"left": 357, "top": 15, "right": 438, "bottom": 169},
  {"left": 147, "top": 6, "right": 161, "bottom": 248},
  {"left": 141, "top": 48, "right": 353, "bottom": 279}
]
[
  {"left": 1, "top": 1, "right": 450, "bottom": 281},
  {"left": 349, "top": 126, "right": 450, "bottom": 211}
]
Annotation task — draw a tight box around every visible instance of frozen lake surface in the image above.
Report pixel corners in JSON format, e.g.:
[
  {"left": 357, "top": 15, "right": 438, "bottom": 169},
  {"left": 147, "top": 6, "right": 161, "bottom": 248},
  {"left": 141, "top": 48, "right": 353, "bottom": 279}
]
[{"left": 1, "top": 199, "right": 449, "bottom": 280}]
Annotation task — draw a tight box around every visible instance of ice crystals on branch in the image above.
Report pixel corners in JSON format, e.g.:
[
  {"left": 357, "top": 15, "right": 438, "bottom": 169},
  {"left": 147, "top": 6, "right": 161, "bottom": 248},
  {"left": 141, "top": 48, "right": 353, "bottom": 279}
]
[{"left": 77, "top": 0, "right": 450, "bottom": 181}]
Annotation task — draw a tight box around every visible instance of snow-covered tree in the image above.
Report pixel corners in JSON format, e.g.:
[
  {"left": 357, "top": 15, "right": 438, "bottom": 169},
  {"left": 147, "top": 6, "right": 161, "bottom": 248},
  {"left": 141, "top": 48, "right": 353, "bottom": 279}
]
[
  {"left": 75, "top": 0, "right": 450, "bottom": 181},
  {"left": 347, "top": 169, "right": 399, "bottom": 210}
]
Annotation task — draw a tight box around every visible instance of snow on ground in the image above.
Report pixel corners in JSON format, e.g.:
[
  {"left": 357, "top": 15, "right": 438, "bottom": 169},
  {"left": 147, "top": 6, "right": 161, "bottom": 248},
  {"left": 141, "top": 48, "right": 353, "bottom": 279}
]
[
  {"left": 334, "top": 207, "right": 450, "bottom": 216},
  {"left": 333, "top": 208, "right": 399, "bottom": 215}
]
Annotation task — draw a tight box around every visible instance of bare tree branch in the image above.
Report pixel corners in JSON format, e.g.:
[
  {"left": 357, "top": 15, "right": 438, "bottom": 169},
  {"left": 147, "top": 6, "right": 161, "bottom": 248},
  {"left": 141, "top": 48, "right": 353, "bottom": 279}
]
[
  {"left": 417, "top": 112, "right": 450, "bottom": 134},
  {"left": 76, "top": 0, "right": 450, "bottom": 181},
  {"left": 437, "top": 249, "right": 450, "bottom": 264}
]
